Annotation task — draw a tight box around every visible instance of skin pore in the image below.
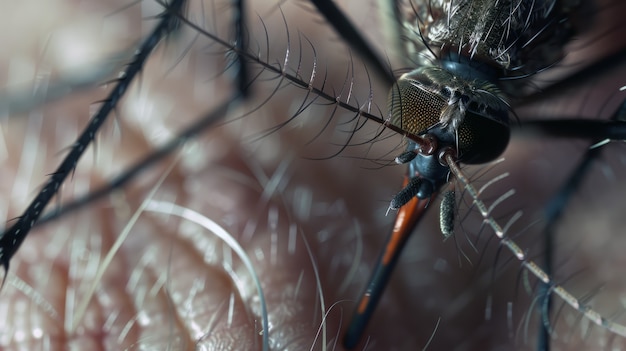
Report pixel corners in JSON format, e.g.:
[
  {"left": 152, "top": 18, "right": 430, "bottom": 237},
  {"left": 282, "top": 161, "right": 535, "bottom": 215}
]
[{"left": 1, "top": 0, "right": 626, "bottom": 350}]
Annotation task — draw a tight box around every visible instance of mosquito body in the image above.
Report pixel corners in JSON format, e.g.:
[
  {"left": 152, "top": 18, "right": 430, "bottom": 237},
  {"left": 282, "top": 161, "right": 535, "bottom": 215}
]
[
  {"left": 1, "top": 0, "right": 626, "bottom": 350},
  {"left": 343, "top": 0, "right": 621, "bottom": 349}
]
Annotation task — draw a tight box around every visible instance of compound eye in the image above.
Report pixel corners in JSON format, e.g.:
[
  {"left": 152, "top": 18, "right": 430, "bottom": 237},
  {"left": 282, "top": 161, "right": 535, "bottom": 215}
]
[
  {"left": 457, "top": 111, "right": 510, "bottom": 164},
  {"left": 388, "top": 68, "right": 511, "bottom": 165},
  {"left": 387, "top": 76, "right": 446, "bottom": 136}
]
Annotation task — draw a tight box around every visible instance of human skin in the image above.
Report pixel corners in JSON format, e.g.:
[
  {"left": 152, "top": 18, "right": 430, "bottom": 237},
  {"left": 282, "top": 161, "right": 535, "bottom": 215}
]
[{"left": 1, "top": 0, "right": 626, "bottom": 350}]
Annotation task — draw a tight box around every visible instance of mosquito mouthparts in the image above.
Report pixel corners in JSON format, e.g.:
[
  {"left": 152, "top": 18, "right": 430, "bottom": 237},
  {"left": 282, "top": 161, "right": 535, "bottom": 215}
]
[
  {"left": 439, "top": 189, "right": 455, "bottom": 240},
  {"left": 395, "top": 150, "right": 418, "bottom": 164}
]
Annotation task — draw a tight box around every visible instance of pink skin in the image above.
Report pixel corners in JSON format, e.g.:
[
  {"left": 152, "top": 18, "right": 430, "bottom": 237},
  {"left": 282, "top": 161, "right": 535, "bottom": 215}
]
[{"left": 1, "top": 0, "right": 626, "bottom": 350}]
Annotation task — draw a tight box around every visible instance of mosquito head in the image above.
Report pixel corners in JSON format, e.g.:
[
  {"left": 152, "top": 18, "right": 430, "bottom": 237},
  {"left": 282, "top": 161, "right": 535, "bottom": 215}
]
[{"left": 388, "top": 66, "right": 510, "bottom": 165}]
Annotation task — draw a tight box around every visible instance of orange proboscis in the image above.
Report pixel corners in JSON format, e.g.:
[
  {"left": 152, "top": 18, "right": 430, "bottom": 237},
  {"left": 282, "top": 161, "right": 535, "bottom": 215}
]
[
  {"left": 356, "top": 293, "right": 371, "bottom": 314},
  {"left": 382, "top": 176, "right": 432, "bottom": 265}
]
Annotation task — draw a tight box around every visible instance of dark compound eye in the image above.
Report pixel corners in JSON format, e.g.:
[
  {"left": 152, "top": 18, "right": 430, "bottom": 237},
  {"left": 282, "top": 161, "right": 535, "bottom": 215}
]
[
  {"left": 387, "top": 67, "right": 510, "bottom": 164},
  {"left": 456, "top": 110, "right": 510, "bottom": 164}
]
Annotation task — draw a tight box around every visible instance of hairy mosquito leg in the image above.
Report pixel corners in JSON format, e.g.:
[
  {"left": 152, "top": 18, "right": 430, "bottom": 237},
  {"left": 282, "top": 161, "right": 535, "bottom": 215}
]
[
  {"left": 442, "top": 150, "right": 626, "bottom": 341},
  {"left": 521, "top": 47, "right": 626, "bottom": 106},
  {"left": 309, "top": 0, "right": 394, "bottom": 85},
  {"left": 534, "top": 144, "right": 601, "bottom": 351},
  {"left": 36, "top": 0, "right": 253, "bottom": 227},
  {"left": 35, "top": 98, "right": 239, "bottom": 227},
  {"left": 27, "top": 3, "right": 429, "bottom": 230},
  {"left": 232, "top": 0, "right": 250, "bottom": 98},
  {"left": 514, "top": 119, "right": 626, "bottom": 140},
  {"left": 0, "top": 52, "right": 128, "bottom": 117},
  {"left": 0, "top": 0, "right": 188, "bottom": 278},
  {"left": 535, "top": 97, "right": 626, "bottom": 351}
]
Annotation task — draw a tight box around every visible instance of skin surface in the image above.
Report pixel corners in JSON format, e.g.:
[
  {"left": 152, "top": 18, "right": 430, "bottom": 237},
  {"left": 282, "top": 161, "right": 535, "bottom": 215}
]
[{"left": 1, "top": 0, "right": 626, "bottom": 350}]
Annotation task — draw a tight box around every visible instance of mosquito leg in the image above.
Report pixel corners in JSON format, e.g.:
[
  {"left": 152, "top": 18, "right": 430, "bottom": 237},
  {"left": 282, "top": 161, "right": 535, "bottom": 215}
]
[
  {"left": 535, "top": 98, "right": 626, "bottom": 351},
  {"left": 309, "top": 0, "right": 395, "bottom": 85},
  {"left": 35, "top": 98, "right": 239, "bottom": 227},
  {"left": 443, "top": 149, "right": 626, "bottom": 346},
  {"left": 521, "top": 47, "right": 626, "bottom": 106},
  {"left": 233, "top": 0, "right": 250, "bottom": 98},
  {"left": 0, "top": 0, "right": 188, "bottom": 278},
  {"left": 0, "top": 52, "right": 128, "bottom": 117},
  {"left": 535, "top": 142, "right": 601, "bottom": 351},
  {"left": 514, "top": 119, "right": 626, "bottom": 140},
  {"left": 32, "top": 2, "right": 420, "bottom": 230}
]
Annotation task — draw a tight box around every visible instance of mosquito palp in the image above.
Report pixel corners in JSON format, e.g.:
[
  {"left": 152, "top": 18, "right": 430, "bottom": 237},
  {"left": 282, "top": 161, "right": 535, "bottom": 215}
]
[{"left": 439, "top": 188, "right": 455, "bottom": 240}]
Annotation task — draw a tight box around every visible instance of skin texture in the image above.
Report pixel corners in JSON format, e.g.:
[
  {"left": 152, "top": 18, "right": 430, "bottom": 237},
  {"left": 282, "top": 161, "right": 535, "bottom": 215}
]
[{"left": 1, "top": 0, "right": 626, "bottom": 350}]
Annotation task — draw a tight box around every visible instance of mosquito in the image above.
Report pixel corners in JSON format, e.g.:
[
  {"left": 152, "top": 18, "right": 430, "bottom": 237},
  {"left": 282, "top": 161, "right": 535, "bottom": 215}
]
[{"left": 0, "top": 0, "right": 625, "bottom": 350}]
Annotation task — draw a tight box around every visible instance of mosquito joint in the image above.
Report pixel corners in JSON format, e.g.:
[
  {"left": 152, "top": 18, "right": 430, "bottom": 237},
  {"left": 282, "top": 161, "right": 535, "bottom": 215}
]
[
  {"left": 418, "top": 134, "right": 438, "bottom": 155},
  {"left": 439, "top": 147, "right": 457, "bottom": 167}
]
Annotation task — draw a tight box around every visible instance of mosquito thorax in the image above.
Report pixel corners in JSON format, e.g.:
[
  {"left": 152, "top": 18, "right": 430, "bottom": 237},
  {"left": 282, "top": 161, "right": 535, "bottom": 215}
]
[{"left": 388, "top": 66, "right": 510, "bottom": 165}]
